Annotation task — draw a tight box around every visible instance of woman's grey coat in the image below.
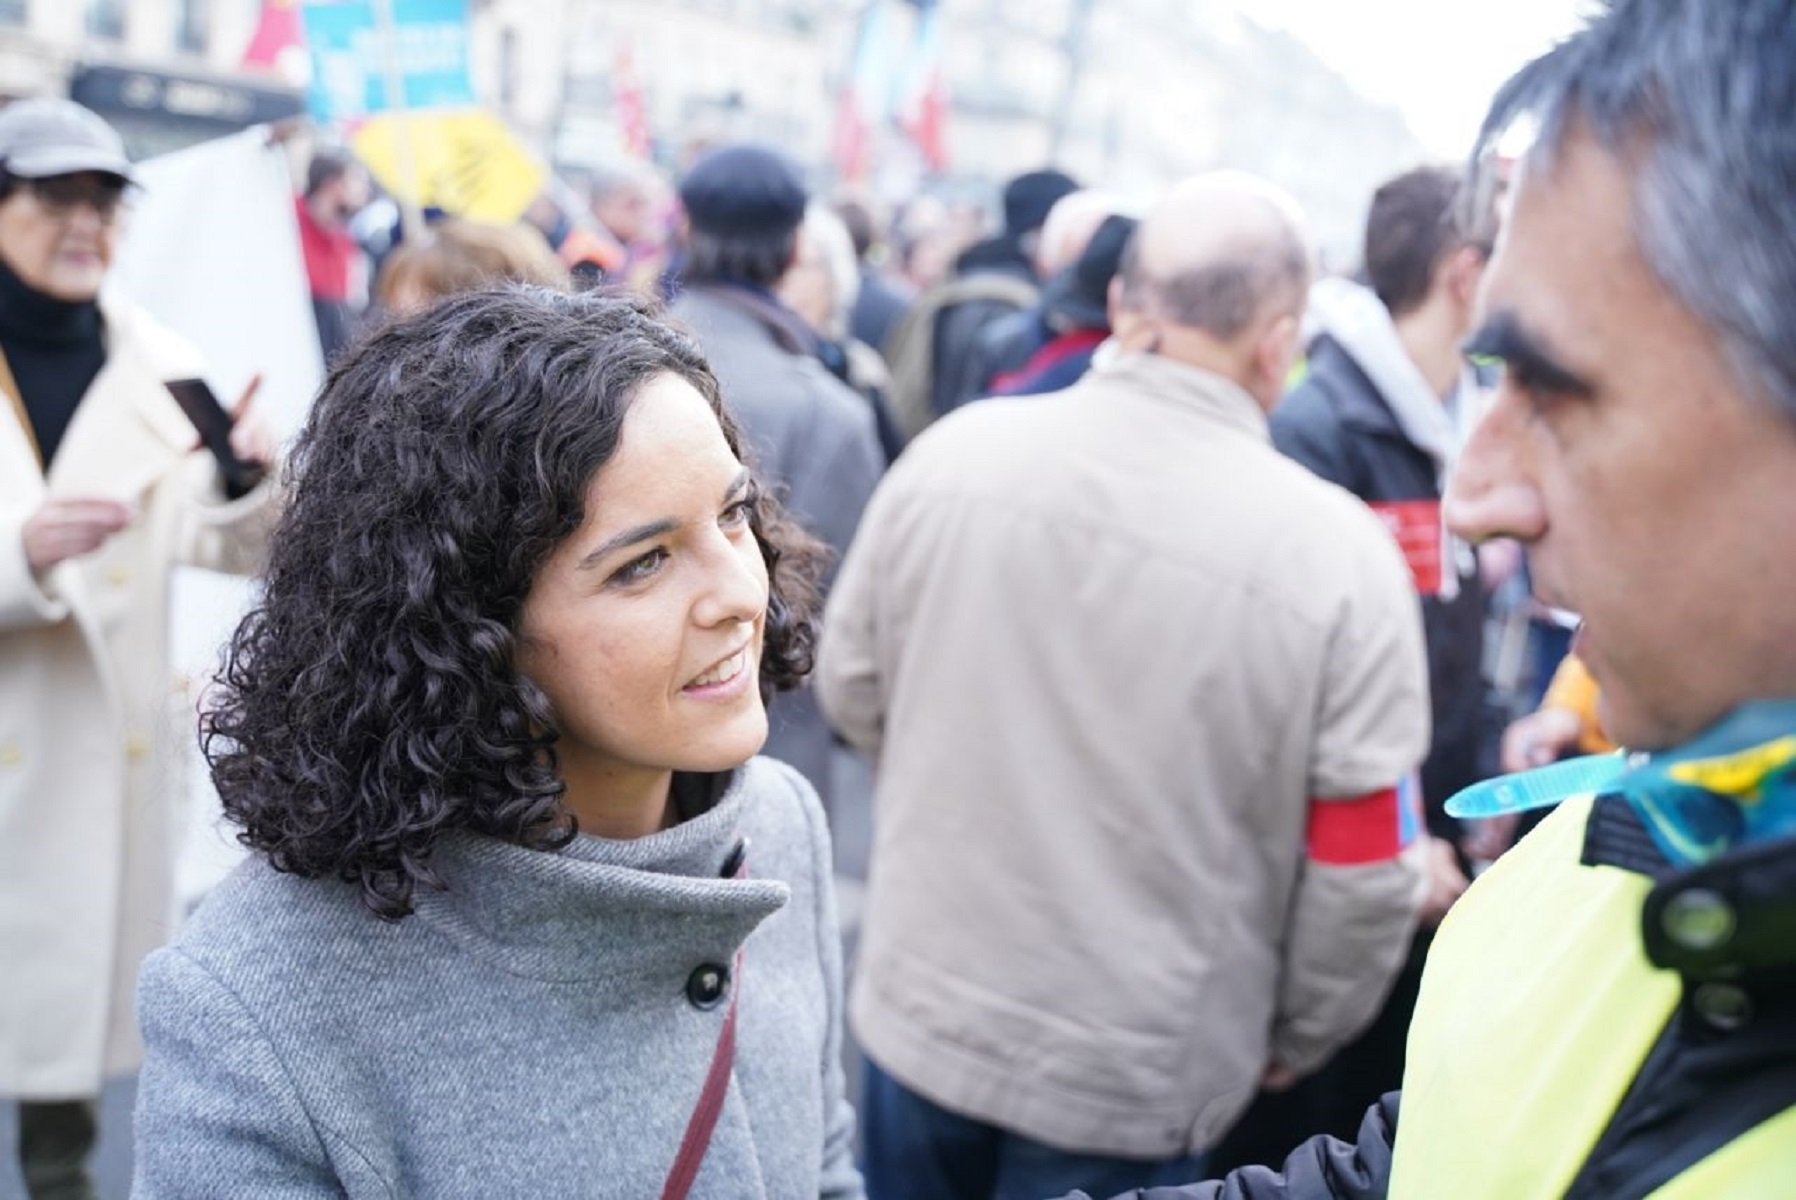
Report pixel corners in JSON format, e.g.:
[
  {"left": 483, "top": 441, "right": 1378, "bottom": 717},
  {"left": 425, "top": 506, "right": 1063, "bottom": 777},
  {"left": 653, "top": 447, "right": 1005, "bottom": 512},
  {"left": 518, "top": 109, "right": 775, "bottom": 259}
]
[{"left": 131, "top": 757, "right": 864, "bottom": 1199}]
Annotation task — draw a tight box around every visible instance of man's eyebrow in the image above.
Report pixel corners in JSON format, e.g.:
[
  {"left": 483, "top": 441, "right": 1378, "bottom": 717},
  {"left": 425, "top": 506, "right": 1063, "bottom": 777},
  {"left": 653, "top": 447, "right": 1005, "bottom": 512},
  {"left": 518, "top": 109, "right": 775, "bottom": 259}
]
[
  {"left": 577, "top": 518, "right": 678, "bottom": 573},
  {"left": 1463, "top": 310, "right": 1596, "bottom": 396}
]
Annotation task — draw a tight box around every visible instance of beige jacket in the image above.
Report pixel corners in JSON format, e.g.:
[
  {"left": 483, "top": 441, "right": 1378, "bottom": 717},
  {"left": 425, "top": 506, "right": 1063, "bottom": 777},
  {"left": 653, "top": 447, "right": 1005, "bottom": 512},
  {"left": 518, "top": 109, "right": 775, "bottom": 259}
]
[
  {"left": 0, "top": 294, "right": 277, "bottom": 1098},
  {"left": 817, "top": 352, "right": 1429, "bottom": 1157}
]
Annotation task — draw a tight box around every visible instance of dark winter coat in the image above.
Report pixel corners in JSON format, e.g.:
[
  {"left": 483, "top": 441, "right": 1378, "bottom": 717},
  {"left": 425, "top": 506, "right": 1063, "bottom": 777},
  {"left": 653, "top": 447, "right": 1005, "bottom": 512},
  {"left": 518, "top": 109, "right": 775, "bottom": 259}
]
[{"left": 1270, "top": 335, "right": 1485, "bottom": 837}]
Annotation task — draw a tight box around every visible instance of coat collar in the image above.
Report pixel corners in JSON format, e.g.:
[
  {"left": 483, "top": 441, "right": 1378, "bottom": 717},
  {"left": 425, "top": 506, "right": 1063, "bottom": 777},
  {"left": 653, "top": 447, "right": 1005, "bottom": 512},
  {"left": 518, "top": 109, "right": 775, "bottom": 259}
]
[
  {"left": 0, "top": 292, "right": 199, "bottom": 495},
  {"left": 40, "top": 293, "right": 206, "bottom": 496},
  {"left": 1306, "top": 335, "right": 1408, "bottom": 438},
  {"left": 413, "top": 764, "right": 791, "bottom": 982},
  {"left": 97, "top": 292, "right": 209, "bottom": 455},
  {"left": 1304, "top": 277, "right": 1460, "bottom": 477},
  {"left": 1085, "top": 349, "right": 1272, "bottom": 444},
  {"left": 679, "top": 281, "right": 821, "bottom": 359}
]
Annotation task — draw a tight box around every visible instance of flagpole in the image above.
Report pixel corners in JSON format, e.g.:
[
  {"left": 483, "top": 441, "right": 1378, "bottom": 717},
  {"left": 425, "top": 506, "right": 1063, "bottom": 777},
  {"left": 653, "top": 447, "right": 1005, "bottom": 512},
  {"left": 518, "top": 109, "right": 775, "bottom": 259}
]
[
  {"left": 371, "top": 0, "right": 425, "bottom": 242},
  {"left": 1049, "top": 0, "right": 1096, "bottom": 163}
]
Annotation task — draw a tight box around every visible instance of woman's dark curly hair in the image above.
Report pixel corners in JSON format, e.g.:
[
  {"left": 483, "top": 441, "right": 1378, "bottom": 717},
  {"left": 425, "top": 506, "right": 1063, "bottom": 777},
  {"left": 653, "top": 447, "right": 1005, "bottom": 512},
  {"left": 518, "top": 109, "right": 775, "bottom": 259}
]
[{"left": 205, "top": 286, "right": 822, "bottom": 919}]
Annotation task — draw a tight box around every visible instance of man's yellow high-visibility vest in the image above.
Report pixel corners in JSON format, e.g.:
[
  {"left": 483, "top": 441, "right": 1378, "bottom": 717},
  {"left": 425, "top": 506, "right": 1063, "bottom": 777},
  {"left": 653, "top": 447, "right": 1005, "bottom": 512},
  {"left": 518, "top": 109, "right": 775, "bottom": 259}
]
[{"left": 1389, "top": 795, "right": 1795, "bottom": 1198}]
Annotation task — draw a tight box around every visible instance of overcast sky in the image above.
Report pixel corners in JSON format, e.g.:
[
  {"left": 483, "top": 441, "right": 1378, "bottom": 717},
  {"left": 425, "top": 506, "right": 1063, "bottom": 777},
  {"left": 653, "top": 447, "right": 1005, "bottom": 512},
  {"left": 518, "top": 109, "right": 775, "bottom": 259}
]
[{"left": 1232, "top": 0, "right": 1599, "bottom": 158}]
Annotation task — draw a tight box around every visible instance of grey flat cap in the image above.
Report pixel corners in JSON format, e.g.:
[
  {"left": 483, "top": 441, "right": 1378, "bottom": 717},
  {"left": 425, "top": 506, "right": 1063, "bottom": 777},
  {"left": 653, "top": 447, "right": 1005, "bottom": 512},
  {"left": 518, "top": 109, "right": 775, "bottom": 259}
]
[{"left": 0, "top": 98, "right": 133, "bottom": 182}]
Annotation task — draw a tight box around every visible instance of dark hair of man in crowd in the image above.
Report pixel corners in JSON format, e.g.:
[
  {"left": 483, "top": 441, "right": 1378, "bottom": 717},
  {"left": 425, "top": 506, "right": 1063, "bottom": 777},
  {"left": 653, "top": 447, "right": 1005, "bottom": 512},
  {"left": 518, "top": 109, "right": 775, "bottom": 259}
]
[
  {"left": 1364, "top": 166, "right": 1489, "bottom": 318},
  {"left": 203, "top": 288, "right": 822, "bottom": 921},
  {"left": 1114, "top": 207, "right": 1309, "bottom": 340},
  {"left": 1471, "top": 0, "right": 1796, "bottom": 420},
  {"left": 682, "top": 224, "right": 799, "bottom": 289},
  {"left": 304, "top": 149, "right": 355, "bottom": 199}
]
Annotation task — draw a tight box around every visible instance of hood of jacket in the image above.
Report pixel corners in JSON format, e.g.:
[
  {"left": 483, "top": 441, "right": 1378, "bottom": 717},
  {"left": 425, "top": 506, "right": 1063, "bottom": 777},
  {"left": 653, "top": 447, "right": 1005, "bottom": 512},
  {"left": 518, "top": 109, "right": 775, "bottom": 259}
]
[{"left": 1304, "top": 276, "right": 1468, "bottom": 485}]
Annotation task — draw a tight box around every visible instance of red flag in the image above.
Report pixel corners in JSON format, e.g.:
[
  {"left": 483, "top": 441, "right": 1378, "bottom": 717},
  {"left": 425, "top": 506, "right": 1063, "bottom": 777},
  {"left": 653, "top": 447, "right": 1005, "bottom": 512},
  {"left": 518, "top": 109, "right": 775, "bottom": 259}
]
[
  {"left": 242, "top": 0, "right": 305, "bottom": 71},
  {"left": 896, "top": 5, "right": 949, "bottom": 173},
  {"left": 902, "top": 69, "right": 949, "bottom": 173},
  {"left": 614, "top": 38, "right": 651, "bottom": 160},
  {"left": 833, "top": 0, "right": 898, "bottom": 181},
  {"left": 832, "top": 87, "right": 870, "bottom": 182}
]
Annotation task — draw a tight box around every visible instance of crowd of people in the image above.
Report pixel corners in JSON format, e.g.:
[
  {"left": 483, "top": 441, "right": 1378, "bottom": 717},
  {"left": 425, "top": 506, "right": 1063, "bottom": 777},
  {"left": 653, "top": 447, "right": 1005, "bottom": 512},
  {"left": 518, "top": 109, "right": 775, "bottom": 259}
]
[{"left": 2, "top": 0, "right": 1793, "bottom": 1196}]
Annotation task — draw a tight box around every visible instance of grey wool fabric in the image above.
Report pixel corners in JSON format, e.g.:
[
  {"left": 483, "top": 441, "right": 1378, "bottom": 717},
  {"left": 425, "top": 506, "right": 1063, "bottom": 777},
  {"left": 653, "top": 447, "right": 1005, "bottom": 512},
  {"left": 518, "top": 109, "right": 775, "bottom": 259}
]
[{"left": 130, "top": 757, "right": 864, "bottom": 1199}]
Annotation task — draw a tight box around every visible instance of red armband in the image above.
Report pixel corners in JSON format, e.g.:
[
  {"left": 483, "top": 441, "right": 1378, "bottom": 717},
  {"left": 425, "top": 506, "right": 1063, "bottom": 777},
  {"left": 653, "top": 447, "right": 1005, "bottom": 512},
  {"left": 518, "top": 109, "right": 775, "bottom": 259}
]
[{"left": 1306, "top": 784, "right": 1413, "bottom": 865}]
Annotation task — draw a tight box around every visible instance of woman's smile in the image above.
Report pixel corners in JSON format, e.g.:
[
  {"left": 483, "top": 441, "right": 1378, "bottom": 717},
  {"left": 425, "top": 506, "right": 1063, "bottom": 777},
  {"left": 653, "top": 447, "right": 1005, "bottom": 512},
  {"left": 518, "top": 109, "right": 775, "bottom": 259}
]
[{"left": 684, "top": 643, "right": 754, "bottom": 696}]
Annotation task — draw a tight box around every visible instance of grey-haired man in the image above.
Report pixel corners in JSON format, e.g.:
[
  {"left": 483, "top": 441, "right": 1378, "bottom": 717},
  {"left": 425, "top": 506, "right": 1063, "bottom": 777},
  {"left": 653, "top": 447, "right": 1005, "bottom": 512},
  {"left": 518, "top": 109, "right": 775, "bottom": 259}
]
[{"left": 1079, "top": 2, "right": 1796, "bottom": 1195}]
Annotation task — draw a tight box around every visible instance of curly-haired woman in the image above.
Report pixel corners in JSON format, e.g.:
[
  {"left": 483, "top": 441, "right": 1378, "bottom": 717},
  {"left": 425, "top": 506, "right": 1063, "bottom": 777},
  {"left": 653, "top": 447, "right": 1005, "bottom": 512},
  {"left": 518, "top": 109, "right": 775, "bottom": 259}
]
[{"left": 130, "top": 287, "right": 864, "bottom": 1199}]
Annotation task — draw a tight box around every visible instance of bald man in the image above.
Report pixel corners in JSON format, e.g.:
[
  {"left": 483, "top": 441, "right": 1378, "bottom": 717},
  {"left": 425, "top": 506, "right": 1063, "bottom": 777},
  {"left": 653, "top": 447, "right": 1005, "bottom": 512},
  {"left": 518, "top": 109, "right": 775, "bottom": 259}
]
[{"left": 816, "top": 173, "right": 1430, "bottom": 1200}]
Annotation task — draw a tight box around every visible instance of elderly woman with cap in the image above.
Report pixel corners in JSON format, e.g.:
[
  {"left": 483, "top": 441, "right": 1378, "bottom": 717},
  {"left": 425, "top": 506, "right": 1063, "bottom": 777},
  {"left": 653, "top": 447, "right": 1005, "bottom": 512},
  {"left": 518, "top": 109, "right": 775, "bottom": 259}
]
[{"left": 0, "top": 98, "right": 278, "bottom": 1196}]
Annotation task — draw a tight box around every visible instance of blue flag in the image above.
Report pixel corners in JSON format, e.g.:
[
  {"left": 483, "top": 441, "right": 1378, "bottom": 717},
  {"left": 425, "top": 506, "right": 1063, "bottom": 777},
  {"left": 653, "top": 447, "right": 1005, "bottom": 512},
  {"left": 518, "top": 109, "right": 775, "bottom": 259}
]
[{"left": 301, "top": 0, "right": 474, "bottom": 124}]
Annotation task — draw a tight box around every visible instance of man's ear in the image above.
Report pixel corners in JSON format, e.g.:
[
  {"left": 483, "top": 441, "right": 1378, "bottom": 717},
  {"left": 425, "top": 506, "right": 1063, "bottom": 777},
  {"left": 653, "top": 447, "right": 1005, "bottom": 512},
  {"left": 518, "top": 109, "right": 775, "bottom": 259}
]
[
  {"left": 1106, "top": 276, "right": 1130, "bottom": 333},
  {"left": 1250, "top": 311, "right": 1303, "bottom": 409},
  {"left": 1259, "top": 311, "right": 1302, "bottom": 377},
  {"left": 1108, "top": 281, "right": 1161, "bottom": 354},
  {"left": 1443, "top": 243, "right": 1488, "bottom": 308}
]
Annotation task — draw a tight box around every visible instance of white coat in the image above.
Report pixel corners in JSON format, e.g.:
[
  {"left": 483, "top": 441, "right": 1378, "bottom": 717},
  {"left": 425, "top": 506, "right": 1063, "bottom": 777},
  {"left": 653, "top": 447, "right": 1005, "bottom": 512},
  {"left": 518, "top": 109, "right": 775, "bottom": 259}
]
[{"left": 0, "top": 293, "right": 277, "bottom": 1098}]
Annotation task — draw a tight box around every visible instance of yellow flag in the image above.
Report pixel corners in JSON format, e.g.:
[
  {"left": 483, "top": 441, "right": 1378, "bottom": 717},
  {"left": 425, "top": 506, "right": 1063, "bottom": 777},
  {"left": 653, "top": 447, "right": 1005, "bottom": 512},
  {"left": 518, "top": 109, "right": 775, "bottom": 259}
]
[{"left": 351, "top": 108, "right": 544, "bottom": 225}]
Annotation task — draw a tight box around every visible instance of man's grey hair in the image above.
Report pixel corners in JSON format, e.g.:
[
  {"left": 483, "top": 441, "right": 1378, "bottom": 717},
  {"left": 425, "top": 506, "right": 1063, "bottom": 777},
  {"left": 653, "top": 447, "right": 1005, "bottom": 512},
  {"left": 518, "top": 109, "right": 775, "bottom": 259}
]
[
  {"left": 1116, "top": 227, "right": 1309, "bottom": 341},
  {"left": 796, "top": 202, "right": 861, "bottom": 340},
  {"left": 1472, "top": 0, "right": 1796, "bottom": 420},
  {"left": 580, "top": 159, "right": 650, "bottom": 203}
]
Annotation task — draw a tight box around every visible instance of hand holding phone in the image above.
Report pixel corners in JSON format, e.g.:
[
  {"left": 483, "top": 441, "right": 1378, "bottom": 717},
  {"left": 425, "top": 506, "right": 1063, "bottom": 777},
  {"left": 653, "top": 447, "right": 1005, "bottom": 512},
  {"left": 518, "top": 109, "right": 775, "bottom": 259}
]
[{"left": 165, "top": 377, "right": 267, "bottom": 500}]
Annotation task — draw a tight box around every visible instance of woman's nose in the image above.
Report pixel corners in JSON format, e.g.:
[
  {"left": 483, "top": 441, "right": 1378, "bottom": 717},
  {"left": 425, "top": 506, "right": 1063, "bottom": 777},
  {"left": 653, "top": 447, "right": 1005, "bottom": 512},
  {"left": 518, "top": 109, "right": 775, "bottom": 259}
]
[
  {"left": 1445, "top": 389, "right": 1547, "bottom": 545},
  {"left": 694, "top": 533, "right": 770, "bottom": 628}
]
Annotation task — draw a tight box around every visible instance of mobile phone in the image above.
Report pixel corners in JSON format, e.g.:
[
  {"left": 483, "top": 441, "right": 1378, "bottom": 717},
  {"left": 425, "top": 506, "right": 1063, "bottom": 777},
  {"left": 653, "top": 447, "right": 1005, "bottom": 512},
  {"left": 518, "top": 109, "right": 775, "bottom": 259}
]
[{"left": 164, "top": 378, "right": 265, "bottom": 500}]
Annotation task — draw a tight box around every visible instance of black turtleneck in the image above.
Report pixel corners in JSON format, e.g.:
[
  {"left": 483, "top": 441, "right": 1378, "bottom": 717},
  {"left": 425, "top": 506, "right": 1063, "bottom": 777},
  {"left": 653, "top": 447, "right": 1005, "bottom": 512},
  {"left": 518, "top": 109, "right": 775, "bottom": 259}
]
[{"left": 0, "top": 254, "right": 106, "bottom": 468}]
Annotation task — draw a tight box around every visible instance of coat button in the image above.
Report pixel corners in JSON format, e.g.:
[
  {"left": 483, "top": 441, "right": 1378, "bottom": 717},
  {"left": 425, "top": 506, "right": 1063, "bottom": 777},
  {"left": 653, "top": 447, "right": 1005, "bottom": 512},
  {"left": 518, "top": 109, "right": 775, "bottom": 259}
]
[
  {"left": 124, "top": 732, "right": 150, "bottom": 760},
  {"left": 0, "top": 743, "right": 19, "bottom": 766},
  {"left": 686, "top": 963, "right": 730, "bottom": 1010},
  {"left": 1662, "top": 887, "right": 1736, "bottom": 951},
  {"left": 1692, "top": 981, "right": 1752, "bottom": 1032},
  {"left": 107, "top": 564, "right": 130, "bottom": 587}
]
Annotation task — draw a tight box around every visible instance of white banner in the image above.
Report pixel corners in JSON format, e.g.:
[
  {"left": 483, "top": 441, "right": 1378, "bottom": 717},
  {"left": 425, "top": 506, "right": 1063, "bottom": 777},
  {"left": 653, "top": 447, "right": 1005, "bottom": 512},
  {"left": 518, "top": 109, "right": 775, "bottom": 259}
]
[
  {"left": 111, "top": 127, "right": 326, "bottom": 909},
  {"left": 111, "top": 125, "right": 324, "bottom": 441}
]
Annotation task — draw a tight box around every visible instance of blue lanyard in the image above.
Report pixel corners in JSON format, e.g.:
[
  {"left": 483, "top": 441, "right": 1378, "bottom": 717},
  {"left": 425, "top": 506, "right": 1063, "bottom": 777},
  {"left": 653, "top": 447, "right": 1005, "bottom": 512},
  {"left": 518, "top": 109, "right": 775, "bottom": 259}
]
[{"left": 1446, "top": 700, "right": 1796, "bottom": 868}]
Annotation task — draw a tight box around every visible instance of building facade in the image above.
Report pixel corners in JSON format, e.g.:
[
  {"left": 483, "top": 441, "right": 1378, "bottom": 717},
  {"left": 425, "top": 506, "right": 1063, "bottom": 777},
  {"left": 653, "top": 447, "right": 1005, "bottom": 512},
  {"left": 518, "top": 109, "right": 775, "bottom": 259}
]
[
  {"left": 0, "top": 0, "right": 305, "bottom": 158},
  {"left": 0, "top": 0, "right": 1426, "bottom": 263}
]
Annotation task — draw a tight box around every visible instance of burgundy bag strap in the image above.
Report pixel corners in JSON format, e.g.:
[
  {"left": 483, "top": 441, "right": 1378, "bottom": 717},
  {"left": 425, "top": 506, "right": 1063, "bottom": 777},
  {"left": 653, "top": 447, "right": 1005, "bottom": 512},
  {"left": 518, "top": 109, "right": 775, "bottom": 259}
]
[
  {"left": 659, "top": 960, "right": 740, "bottom": 1200},
  {"left": 660, "top": 848, "right": 749, "bottom": 1200}
]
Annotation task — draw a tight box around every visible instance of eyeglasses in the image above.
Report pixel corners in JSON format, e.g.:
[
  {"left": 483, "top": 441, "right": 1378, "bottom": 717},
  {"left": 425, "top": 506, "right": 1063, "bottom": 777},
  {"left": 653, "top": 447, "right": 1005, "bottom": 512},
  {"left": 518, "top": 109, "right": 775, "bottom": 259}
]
[{"left": 21, "top": 175, "right": 128, "bottom": 222}]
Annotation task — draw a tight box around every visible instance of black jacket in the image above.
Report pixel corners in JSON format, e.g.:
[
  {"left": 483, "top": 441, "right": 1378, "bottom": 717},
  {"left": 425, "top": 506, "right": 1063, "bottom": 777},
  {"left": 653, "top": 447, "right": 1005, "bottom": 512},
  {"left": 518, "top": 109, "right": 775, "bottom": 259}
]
[
  {"left": 930, "top": 237, "right": 1038, "bottom": 417},
  {"left": 1270, "top": 335, "right": 1485, "bottom": 837}
]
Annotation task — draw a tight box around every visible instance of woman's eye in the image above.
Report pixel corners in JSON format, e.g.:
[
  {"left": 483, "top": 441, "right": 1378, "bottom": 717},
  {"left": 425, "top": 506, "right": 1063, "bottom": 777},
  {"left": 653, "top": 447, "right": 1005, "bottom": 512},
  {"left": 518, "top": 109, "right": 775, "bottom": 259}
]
[
  {"left": 720, "top": 499, "right": 754, "bottom": 528},
  {"left": 609, "top": 548, "right": 667, "bottom": 586}
]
